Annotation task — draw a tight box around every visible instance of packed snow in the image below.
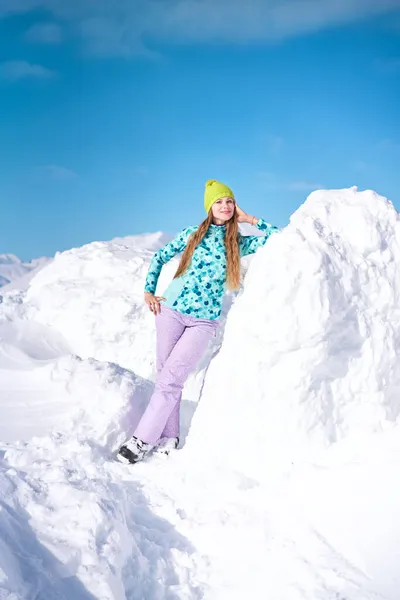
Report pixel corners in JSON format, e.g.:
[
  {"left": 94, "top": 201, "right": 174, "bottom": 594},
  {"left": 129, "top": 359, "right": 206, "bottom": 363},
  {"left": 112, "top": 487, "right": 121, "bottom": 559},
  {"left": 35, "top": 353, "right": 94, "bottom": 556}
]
[{"left": 0, "top": 187, "right": 399, "bottom": 600}]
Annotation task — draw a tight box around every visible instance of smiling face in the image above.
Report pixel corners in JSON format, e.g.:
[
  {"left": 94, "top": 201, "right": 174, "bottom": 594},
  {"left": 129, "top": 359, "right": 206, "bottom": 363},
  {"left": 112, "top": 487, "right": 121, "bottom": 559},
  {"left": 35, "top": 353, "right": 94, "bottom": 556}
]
[{"left": 211, "top": 196, "right": 235, "bottom": 223}]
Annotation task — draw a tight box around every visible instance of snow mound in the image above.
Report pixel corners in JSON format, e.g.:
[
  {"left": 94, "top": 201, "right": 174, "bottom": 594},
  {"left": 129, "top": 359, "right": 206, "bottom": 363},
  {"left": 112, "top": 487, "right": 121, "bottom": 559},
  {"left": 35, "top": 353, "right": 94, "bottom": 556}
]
[
  {"left": 0, "top": 296, "right": 194, "bottom": 599},
  {"left": 0, "top": 254, "right": 50, "bottom": 292},
  {"left": 0, "top": 291, "right": 205, "bottom": 600},
  {"left": 23, "top": 236, "right": 178, "bottom": 379},
  {"left": 1, "top": 189, "right": 400, "bottom": 600},
  {"left": 109, "top": 231, "right": 173, "bottom": 251},
  {"left": 18, "top": 232, "right": 225, "bottom": 409},
  {"left": 184, "top": 186, "right": 400, "bottom": 596},
  {"left": 0, "top": 318, "right": 151, "bottom": 447},
  {"left": 189, "top": 187, "right": 400, "bottom": 472}
]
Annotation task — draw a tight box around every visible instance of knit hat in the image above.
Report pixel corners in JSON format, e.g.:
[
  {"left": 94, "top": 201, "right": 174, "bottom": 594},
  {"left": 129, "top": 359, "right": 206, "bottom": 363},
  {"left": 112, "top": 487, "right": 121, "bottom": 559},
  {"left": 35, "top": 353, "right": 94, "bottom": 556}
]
[{"left": 204, "top": 179, "right": 235, "bottom": 214}]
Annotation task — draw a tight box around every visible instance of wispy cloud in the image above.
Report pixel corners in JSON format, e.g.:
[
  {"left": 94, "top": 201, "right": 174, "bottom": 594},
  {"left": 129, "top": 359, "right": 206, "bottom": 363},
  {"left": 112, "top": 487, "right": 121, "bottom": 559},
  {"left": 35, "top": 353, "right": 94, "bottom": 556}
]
[
  {"left": 155, "top": 0, "right": 400, "bottom": 43},
  {"left": 25, "top": 22, "right": 63, "bottom": 44},
  {"left": 1, "top": 0, "right": 400, "bottom": 57},
  {"left": 35, "top": 165, "right": 79, "bottom": 181},
  {"left": 77, "top": 17, "right": 158, "bottom": 59},
  {"left": 0, "top": 60, "right": 56, "bottom": 80}
]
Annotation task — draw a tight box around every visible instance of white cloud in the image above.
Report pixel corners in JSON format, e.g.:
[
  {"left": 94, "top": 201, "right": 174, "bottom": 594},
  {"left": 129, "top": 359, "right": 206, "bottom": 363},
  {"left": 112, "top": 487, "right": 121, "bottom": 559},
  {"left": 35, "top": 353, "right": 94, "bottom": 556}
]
[
  {"left": 155, "top": 0, "right": 400, "bottom": 43},
  {"left": 25, "top": 22, "right": 63, "bottom": 44},
  {"left": 78, "top": 17, "right": 160, "bottom": 59},
  {"left": 35, "top": 165, "right": 79, "bottom": 181},
  {"left": 0, "top": 60, "right": 56, "bottom": 80},
  {"left": 1, "top": 0, "right": 400, "bottom": 57}
]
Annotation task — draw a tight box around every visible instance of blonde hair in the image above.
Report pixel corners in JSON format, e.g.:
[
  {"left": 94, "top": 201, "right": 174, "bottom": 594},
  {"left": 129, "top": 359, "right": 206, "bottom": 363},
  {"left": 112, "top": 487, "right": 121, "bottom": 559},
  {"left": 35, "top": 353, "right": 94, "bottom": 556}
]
[{"left": 174, "top": 209, "right": 241, "bottom": 290}]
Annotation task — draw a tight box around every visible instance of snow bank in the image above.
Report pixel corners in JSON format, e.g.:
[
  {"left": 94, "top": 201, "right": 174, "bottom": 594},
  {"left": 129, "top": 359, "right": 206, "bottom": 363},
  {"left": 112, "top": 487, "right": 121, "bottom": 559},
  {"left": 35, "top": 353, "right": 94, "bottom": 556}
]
[
  {"left": 1, "top": 425, "right": 202, "bottom": 600},
  {"left": 184, "top": 186, "right": 400, "bottom": 597},
  {"left": 0, "top": 297, "right": 200, "bottom": 599},
  {"left": 21, "top": 234, "right": 182, "bottom": 380},
  {"left": 0, "top": 254, "right": 50, "bottom": 292},
  {"left": 1, "top": 188, "right": 400, "bottom": 600},
  {"left": 20, "top": 232, "right": 226, "bottom": 406},
  {"left": 0, "top": 322, "right": 152, "bottom": 449},
  {"left": 189, "top": 187, "right": 400, "bottom": 472}
]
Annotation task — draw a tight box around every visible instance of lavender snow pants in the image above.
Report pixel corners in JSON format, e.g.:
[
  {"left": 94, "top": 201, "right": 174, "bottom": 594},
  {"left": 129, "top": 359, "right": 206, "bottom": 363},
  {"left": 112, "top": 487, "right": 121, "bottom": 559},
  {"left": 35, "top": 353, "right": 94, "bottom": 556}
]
[{"left": 134, "top": 305, "right": 218, "bottom": 445}]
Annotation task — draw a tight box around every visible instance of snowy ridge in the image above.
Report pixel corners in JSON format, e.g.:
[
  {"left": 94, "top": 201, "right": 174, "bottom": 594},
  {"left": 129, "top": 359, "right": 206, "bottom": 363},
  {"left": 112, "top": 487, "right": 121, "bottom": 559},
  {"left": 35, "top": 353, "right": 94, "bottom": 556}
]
[
  {"left": 0, "top": 254, "right": 50, "bottom": 292},
  {"left": 1, "top": 188, "right": 400, "bottom": 599}
]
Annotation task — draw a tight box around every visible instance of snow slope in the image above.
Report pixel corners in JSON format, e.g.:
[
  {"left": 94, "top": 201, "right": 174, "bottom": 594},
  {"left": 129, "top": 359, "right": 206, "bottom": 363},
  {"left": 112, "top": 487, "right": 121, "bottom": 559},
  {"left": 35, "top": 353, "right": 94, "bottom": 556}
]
[
  {"left": 0, "top": 233, "right": 170, "bottom": 295},
  {"left": 0, "top": 254, "right": 51, "bottom": 292},
  {"left": 1, "top": 187, "right": 400, "bottom": 599}
]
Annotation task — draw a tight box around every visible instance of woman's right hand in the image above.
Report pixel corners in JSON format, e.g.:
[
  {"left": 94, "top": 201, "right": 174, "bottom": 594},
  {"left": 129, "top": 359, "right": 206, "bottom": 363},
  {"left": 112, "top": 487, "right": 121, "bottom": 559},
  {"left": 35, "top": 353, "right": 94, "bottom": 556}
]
[{"left": 144, "top": 292, "right": 166, "bottom": 314}]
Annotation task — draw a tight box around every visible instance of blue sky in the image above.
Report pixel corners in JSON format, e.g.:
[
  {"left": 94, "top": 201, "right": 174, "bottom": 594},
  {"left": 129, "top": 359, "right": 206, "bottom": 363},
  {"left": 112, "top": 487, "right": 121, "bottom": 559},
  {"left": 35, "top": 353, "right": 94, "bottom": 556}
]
[{"left": 0, "top": 0, "right": 399, "bottom": 261}]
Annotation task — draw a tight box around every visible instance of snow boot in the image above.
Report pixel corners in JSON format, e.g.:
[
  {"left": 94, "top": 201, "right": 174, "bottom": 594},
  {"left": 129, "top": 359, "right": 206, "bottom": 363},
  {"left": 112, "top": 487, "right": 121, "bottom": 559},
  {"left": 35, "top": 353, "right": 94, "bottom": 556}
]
[
  {"left": 117, "top": 436, "right": 152, "bottom": 464},
  {"left": 153, "top": 437, "right": 179, "bottom": 456}
]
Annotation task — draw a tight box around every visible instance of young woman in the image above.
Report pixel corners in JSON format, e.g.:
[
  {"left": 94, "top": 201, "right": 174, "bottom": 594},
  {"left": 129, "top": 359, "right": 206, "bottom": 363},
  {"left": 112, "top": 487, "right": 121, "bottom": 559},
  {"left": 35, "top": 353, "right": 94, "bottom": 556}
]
[{"left": 117, "top": 179, "right": 278, "bottom": 464}]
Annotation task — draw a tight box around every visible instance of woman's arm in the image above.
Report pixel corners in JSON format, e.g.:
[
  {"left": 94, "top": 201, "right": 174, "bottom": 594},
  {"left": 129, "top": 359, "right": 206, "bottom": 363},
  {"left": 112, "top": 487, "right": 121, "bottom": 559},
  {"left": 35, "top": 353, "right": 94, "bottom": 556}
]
[
  {"left": 236, "top": 206, "right": 279, "bottom": 257},
  {"left": 144, "top": 226, "right": 197, "bottom": 294}
]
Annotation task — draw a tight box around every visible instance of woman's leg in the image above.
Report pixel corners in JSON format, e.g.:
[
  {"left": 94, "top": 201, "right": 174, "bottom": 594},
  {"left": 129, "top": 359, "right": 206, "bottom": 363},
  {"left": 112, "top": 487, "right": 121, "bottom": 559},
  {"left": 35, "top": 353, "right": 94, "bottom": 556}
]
[
  {"left": 160, "top": 402, "right": 180, "bottom": 439},
  {"left": 155, "top": 307, "right": 186, "bottom": 441},
  {"left": 155, "top": 306, "right": 186, "bottom": 374},
  {"left": 134, "top": 318, "right": 216, "bottom": 445}
]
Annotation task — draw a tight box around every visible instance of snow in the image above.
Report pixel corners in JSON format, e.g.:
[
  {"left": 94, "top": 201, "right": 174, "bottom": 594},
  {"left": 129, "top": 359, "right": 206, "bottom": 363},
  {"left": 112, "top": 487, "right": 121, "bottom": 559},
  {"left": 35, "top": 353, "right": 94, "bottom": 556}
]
[
  {"left": 1, "top": 187, "right": 400, "bottom": 599},
  {"left": 0, "top": 233, "right": 171, "bottom": 295},
  {"left": 0, "top": 254, "right": 51, "bottom": 292}
]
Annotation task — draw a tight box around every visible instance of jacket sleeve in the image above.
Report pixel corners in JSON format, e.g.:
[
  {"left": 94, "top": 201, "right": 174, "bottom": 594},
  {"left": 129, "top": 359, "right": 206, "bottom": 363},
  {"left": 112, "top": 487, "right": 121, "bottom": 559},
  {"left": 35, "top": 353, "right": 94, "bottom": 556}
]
[
  {"left": 239, "top": 219, "right": 279, "bottom": 257},
  {"left": 144, "top": 226, "right": 197, "bottom": 294}
]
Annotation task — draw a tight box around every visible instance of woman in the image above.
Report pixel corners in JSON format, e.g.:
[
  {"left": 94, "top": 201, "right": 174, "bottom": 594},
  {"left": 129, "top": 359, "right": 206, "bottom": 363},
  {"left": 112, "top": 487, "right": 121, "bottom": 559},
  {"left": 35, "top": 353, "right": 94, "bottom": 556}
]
[{"left": 117, "top": 179, "right": 278, "bottom": 464}]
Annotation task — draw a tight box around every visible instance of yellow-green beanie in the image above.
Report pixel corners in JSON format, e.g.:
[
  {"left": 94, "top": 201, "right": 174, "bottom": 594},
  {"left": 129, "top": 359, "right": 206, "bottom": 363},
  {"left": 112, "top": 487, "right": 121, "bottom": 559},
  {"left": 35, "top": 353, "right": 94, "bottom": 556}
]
[{"left": 204, "top": 179, "right": 235, "bottom": 214}]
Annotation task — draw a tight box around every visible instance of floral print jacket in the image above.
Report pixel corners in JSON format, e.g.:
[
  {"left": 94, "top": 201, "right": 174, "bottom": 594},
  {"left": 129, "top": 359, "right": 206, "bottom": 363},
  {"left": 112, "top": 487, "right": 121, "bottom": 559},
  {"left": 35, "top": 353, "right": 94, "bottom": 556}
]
[{"left": 144, "top": 219, "right": 278, "bottom": 320}]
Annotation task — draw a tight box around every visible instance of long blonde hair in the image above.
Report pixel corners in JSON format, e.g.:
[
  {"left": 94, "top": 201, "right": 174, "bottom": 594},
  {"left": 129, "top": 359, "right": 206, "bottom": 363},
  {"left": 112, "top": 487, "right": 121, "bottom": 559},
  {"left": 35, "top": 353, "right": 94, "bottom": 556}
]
[{"left": 174, "top": 209, "right": 241, "bottom": 290}]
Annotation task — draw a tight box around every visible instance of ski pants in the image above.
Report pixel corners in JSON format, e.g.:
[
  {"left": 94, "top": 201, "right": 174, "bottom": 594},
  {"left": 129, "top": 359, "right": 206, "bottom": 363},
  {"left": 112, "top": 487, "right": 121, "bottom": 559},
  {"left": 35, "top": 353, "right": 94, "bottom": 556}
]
[{"left": 134, "top": 305, "right": 218, "bottom": 445}]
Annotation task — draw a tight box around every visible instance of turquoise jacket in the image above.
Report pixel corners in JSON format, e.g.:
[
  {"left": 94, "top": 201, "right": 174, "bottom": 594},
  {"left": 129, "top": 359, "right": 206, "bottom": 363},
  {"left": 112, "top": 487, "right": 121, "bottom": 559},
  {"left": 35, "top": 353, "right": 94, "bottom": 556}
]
[{"left": 145, "top": 218, "right": 278, "bottom": 320}]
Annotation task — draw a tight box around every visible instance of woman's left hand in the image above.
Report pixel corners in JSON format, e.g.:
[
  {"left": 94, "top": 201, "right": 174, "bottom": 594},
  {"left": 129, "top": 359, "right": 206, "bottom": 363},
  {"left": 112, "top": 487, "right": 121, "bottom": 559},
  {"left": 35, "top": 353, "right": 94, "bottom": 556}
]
[{"left": 236, "top": 204, "right": 256, "bottom": 225}]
